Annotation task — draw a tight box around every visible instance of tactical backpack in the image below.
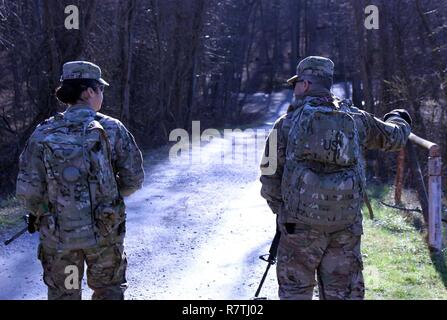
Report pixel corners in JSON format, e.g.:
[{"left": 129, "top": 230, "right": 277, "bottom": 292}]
[
  {"left": 281, "top": 97, "right": 365, "bottom": 227},
  {"left": 40, "top": 112, "right": 124, "bottom": 250}
]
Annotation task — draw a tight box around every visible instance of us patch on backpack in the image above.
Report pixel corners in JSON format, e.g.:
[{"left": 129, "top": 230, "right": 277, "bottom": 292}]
[{"left": 282, "top": 98, "right": 364, "bottom": 226}]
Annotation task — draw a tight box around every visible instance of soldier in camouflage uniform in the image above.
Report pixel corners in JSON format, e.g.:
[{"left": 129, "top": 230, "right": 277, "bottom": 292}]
[
  {"left": 16, "top": 61, "right": 144, "bottom": 300},
  {"left": 260, "top": 56, "right": 412, "bottom": 300}
]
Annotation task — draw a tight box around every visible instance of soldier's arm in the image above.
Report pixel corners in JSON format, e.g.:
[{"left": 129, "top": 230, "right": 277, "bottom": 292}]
[
  {"left": 16, "top": 130, "right": 47, "bottom": 213},
  {"left": 260, "top": 117, "right": 286, "bottom": 214},
  {"left": 361, "top": 110, "right": 411, "bottom": 152},
  {"left": 114, "top": 124, "right": 145, "bottom": 197}
]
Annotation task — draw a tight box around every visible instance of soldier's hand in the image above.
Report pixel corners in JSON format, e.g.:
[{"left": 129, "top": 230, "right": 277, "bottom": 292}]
[
  {"left": 26, "top": 214, "right": 37, "bottom": 234},
  {"left": 383, "top": 109, "right": 412, "bottom": 126}
]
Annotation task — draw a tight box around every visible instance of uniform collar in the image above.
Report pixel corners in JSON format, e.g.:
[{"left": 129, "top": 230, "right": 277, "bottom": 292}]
[
  {"left": 288, "top": 89, "right": 335, "bottom": 113},
  {"left": 66, "top": 104, "right": 96, "bottom": 113},
  {"left": 63, "top": 104, "right": 96, "bottom": 122}
]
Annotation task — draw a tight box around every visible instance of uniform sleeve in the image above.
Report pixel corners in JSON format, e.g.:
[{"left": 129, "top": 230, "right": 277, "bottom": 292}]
[
  {"left": 260, "top": 118, "right": 286, "bottom": 214},
  {"left": 16, "top": 130, "right": 47, "bottom": 213},
  {"left": 114, "top": 124, "right": 145, "bottom": 197},
  {"left": 361, "top": 111, "right": 411, "bottom": 152}
]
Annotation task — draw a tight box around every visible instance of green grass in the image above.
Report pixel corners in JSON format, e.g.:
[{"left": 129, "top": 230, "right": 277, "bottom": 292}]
[
  {"left": 362, "top": 186, "right": 447, "bottom": 299},
  {"left": 0, "top": 196, "right": 25, "bottom": 230}
]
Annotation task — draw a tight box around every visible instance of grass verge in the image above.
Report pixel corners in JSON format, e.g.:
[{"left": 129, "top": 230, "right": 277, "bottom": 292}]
[
  {"left": 0, "top": 196, "right": 25, "bottom": 232},
  {"left": 362, "top": 185, "right": 447, "bottom": 299}
]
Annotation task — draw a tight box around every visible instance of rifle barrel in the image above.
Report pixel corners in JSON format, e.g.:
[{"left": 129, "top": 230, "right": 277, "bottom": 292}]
[
  {"left": 4, "top": 226, "right": 28, "bottom": 246},
  {"left": 254, "top": 262, "right": 272, "bottom": 298}
]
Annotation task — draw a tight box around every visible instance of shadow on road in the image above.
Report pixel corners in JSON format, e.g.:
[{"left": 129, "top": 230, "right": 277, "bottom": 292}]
[{"left": 230, "top": 239, "right": 277, "bottom": 300}]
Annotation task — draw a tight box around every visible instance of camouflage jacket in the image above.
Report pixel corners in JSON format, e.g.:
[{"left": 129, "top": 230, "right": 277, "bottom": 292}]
[
  {"left": 260, "top": 93, "right": 411, "bottom": 217},
  {"left": 16, "top": 105, "right": 145, "bottom": 216}
]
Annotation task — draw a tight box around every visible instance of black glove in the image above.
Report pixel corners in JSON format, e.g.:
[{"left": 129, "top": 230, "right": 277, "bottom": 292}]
[
  {"left": 26, "top": 214, "right": 37, "bottom": 234},
  {"left": 383, "top": 109, "right": 412, "bottom": 125}
]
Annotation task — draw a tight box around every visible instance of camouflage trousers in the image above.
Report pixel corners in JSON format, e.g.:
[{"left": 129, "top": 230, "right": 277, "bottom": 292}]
[
  {"left": 276, "top": 222, "right": 365, "bottom": 300},
  {"left": 37, "top": 242, "right": 128, "bottom": 300}
]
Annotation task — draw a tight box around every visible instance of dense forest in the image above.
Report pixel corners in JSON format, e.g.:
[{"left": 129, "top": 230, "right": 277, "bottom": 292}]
[{"left": 0, "top": 0, "right": 446, "bottom": 195}]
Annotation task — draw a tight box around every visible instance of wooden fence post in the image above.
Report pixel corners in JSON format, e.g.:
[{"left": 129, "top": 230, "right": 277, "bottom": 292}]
[
  {"left": 395, "top": 149, "right": 406, "bottom": 205},
  {"left": 428, "top": 154, "right": 442, "bottom": 251},
  {"left": 408, "top": 133, "right": 443, "bottom": 251}
]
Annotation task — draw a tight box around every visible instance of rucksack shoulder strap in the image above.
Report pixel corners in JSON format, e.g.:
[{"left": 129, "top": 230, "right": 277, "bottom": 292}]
[
  {"left": 94, "top": 113, "right": 105, "bottom": 122},
  {"left": 86, "top": 119, "right": 113, "bottom": 165}
]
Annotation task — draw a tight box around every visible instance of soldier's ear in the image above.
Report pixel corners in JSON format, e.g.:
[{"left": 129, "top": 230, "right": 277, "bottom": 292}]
[
  {"left": 84, "top": 87, "right": 97, "bottom": 98},
  {"left": 87, "top": 87, "right": 95, "bottom": 95},
  {"left": 79, "top": 87, "right": 92, "bottom": 101},
  {"left": 303, "top": 80, "right": 311, "bottom": 91}
]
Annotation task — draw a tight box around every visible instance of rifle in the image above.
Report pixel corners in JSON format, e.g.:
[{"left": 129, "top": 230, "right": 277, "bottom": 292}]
[
  {"left": 4, "top": 215, "right": 31, "bottom": 246},
  {"left": 253, "top": 223, "right": 281, "bottom": 300}
]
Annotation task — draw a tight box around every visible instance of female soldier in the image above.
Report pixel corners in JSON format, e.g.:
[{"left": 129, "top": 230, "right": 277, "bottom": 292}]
[{"left": 16, "top": 61, "right": 144, "bottom": 300}]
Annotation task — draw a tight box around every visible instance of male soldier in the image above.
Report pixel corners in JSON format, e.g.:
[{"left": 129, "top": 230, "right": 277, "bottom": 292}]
[
  {"left": 16, "top": 61, "right": 144, "bottom": 300},
  {"left": 260, "top": 56, "right": 411, "bottom": 300}
]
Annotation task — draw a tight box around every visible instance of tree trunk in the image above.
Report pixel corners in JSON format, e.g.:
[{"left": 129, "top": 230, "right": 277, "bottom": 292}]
[
  {"left": 352, "top": 0, "right": 374, "bottom": 113},
  {"left": 119, "top": 0, "right": 136, "bottom": 126}
]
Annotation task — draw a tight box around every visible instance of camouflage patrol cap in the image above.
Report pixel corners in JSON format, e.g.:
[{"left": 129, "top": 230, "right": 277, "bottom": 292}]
[
  {"left": 60, "top": 61, "right": 109, "bottom": 86},
  {"left": 287, "top": 56, "right": 334, "bottom": 86}
]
